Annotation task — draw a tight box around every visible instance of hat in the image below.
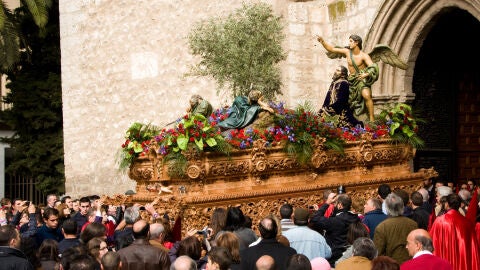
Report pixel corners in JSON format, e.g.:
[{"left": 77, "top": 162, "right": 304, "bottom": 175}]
[
  {"left": 311, "top": 257, "right": 331, "bottom": 270},
  {"left": 294, "top": 208, "right": 309, "bottom": 224},
  {"left": 124, "top": 190, "right": 136, "bottom": 195}
]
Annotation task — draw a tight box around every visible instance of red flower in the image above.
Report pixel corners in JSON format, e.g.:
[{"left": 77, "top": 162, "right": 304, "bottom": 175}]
[{"left": 189, "top": 137, "right": 194, "bottom": 142}]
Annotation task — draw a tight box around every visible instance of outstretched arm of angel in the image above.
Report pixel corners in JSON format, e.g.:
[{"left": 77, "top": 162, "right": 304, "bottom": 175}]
[{"left": 316, "top": 35, "right": 348, "bottom": 56}]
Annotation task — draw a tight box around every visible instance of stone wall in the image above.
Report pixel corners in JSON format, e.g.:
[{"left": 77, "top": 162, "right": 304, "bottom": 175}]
[{"left": 59, "top": 0, "right": 385, "bottom": 197}]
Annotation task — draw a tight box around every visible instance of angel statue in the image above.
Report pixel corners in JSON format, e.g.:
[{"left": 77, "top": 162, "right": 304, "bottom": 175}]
[{"left": 316, "top": 34, "right": 408, "bottom": 122}]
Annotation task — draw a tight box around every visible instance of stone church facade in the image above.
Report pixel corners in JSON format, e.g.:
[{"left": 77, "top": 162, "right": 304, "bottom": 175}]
[{"left": 59, "top": 0, "right": 480, "bottom": 197}]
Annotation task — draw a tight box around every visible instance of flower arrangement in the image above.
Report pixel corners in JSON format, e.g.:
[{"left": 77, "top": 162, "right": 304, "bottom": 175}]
[
  {"left": 154, "top": 113, "right": 228, "bottom": 156},
  {"left": 378, "top": 103, "right": 425, "bottom": 148},
  {"left": 118, "top": 102, "right": 423, "bottom": 174},
  {"left": 117, "top": 122, "right": 160, "bottom": 171}
]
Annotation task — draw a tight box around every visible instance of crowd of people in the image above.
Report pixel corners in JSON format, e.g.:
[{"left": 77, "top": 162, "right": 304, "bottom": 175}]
[{"left": 0, "top": 178, "right": 479, "bottom": 270}]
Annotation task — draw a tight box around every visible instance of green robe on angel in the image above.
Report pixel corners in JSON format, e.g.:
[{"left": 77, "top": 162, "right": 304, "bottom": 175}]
[{"left": 348, "top": 63, "right": 379, "bottom": 117}]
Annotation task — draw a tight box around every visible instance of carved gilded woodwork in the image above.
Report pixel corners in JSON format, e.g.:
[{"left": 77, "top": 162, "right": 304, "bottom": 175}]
[{"left": 122, "top": 138, "right": 437, "bottom": 235}]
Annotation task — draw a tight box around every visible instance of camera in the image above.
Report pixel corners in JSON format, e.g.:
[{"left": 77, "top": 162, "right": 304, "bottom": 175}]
[{"left": 196, "top": 226, "right": 210, "bottom": 237}]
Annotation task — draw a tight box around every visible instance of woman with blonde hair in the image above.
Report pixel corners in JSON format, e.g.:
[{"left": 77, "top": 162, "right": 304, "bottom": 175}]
[{"left": 216, "top": 231, "right": 241, "bottom": 270}]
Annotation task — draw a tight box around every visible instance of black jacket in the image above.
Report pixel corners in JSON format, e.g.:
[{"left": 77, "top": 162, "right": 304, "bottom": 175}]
[
  {"left": 240, "top": 238, "right": 297, "bottom": 270},
  {"left": 310, "top": 204, "right": 360, "bottom": 264},
  {"left": 0, "top": 246, "right": 34, "bottom": 270}
]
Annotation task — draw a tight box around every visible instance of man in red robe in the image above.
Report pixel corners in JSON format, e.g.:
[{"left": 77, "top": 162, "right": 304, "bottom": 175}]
[
  {"left": 429, "top": 193, "right": 480, "bottom": 270},
  {"left": 401, "top": 229, "right": 452, "bottom": 270}
]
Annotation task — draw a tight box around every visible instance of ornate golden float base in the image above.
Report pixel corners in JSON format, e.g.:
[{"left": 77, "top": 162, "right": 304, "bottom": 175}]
[{"left": 124, "top": 137, "right": 437, "bottom": 232}]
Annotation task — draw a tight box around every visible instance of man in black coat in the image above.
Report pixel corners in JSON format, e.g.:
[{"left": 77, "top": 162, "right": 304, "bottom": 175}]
[
  {"left": 310, "top": 193, "right": 360, "bottom": 267},
  {"left": 240, "top": 216, "right": 296, "bottom": 270},
  {"left": 0, "top": 224, "right": 34, "bottom": 270},
  {"left": 409, "top": 191, "right": 430, "bottom": 230}
]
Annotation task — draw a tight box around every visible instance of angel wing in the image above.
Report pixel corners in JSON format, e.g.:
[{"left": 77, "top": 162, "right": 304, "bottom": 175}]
[{"left": 368, "top": 44, "right": 408, "bottom": 70}]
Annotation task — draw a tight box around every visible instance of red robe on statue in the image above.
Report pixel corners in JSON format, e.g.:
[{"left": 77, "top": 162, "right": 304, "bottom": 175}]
[{"left": 429, "top": 209, "right": 480, "bottom": 270}]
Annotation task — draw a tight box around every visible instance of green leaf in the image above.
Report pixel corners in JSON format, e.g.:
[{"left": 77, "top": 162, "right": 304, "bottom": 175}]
[
  {"left": 177, "top": 135, "right": 189, "bottom": 150},
  {"left": 206, "top": 137, "right": 217, "bottom": 147},
  {"left": 133, "top": 142, "right": 143, "bottom": 153},
  {"left": 402, "top": 126, "right": 414, "bottom": 137},
  {"left": 195, "top": 138, "right": 204, "bottom": 151},
  {"left": 390, "top": 122, "right": 400, "bottom": 135}
]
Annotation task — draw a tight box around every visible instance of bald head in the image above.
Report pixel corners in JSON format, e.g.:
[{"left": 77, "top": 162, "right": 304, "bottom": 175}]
[
  {"left": 150, "top": 223, "right": 165, "bottom": 240},
  {"left": 406, "top": 229, "right": 433, "bottom": 256},
  {"left": 256, "top": 255, "right": 276, "bottom": 270},
  {"left": 171, "top": 255, "right": 197, "bottom": 270},
  {"left": 409, "top": 229, "right": 431, "bottom": 240},
  {"left": 132, "top": 219, "right": 150, "bottom": 239}
]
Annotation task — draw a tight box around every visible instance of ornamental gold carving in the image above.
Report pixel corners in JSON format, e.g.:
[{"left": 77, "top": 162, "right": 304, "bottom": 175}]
[{"left": 126, "top": 138, "right": 433, "bottom": 236}]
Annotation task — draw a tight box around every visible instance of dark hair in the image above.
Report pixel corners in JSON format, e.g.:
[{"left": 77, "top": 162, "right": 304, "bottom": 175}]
[
  {"left": 80, "top": 222, "right": 106, "bottom": 244},
  {"left": 337, "top": 194, "right": 352, "bottom": 211},
  {"left": 177, "top": 236, "right": 202, "bottom": 260},
  {"left": 0, "top": 224, "right": 17, "bottom": 246},
  {"left": 371, "top": 256, "right": 399, "bottom": 270},
  {"left": 244, "top": 215, "right": 253, "bottom": 229},
  {"left": 38, "top": 239, "right": 60, "bottom": 261},
  {"left": 62, "top": 219, "right": 78, "bottom": 235},
  {"left": 338, "top": 66, "right": 348, "bottom": 79},
  {"left": 378, "top": 184, "right": 391, "bottom": 199},
  {"left": 43, "top": 207, "right": 59, "bottom": 220},
  {"left": 410, "top": 192, "right": 423, "bottom": 207},
  {"left": 446, "top": 193, "right": 461, "bottom": 210},
  {"left": 101, "top": 251, "right": 121, "bottom": 270},
  {"left": 61, "top": 245, "right": 89, "bottom": 270},
  {"left": 132, "top": 222, "right": 150, "bottom": 239},
  {"left": 349, "top": 34, "right": 363, "bottom": 50},
  {"left": 89, "top": 195, "right": 100, "bottom": 201},
  {"left": 209, "top": 207, "right": 227, "bottom": 239},
  {"left": 69, "top": 255, "right": 96, "bottom": 270},
  {"left": 286, "top": 254, "right": 312, "bottom": 270},
  {"left": 208, "top": 246, "right": 232, "bottom": 270},
  {"left": 61, "top": 196, "right": 72, "bottom": 204},
  {"left": 280, "top": 204, "right": 293, "bottom": 219},
  {"left": 258, "top": 217, "right": 278, "bottom": 239},
  {"left": 346, "top": 221, "right": 369, "bottom": 244},
  {"left": 79, "top": 197, "right": 91, "bottom": 204},
  {"left": 393, "top": 188, "right": 410, "bottom": 206},
  {"left": 352, "top": 237, "right": 377, "bottom": 260},
  {"left": 224, "top": 207, "right": 246, "bottom": 231}
]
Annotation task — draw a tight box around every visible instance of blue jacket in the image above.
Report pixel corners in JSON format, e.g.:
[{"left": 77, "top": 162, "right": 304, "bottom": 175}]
[
  {"left": 362, "top": 209, "right": 387, "bottom": 239},
  {"left": 35, "top": 224, "right": 64, "bottom": 247}
]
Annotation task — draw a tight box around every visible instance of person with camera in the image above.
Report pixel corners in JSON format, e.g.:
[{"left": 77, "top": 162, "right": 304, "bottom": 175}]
[{"left": 310, "top": 193, "right": 361, "bottom": 267}]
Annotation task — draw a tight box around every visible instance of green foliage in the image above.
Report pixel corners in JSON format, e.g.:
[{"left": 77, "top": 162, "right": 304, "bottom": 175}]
[
  {"left": 275, "top": 102, "right": 344, "bottom": 165},
  {"left": 0, "top": 0, "right": 63, "bottom": 194},
  {"left": 117, "top": 122, "right": 160, "bottom": 172},
  {"left": 164, "top": 152, "right": 188, "bottom": 179},
  {"left": 187, "top": 2, "right": 286, "bottom": 100},
  {"left": 378, "top": 103, "right": 425, "bottom": 149},
  {"left": 0, "top": 0, "right": 52, "bottom": 71}
]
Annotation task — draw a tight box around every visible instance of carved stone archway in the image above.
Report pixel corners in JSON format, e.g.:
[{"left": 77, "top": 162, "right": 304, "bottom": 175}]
[{"left": 364, "top": 0, "right": 480, "bottom": 104}]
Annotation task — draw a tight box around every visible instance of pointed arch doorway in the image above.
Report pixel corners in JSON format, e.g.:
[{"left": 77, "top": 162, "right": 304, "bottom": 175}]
[{"left": 412, "top": 9, "right": 480, "bottom": 185}]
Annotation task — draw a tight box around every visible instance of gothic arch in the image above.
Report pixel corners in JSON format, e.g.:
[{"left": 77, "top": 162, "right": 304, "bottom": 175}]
[{"left": 364, "top": 0, "right": 480, "bottom": 101}]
